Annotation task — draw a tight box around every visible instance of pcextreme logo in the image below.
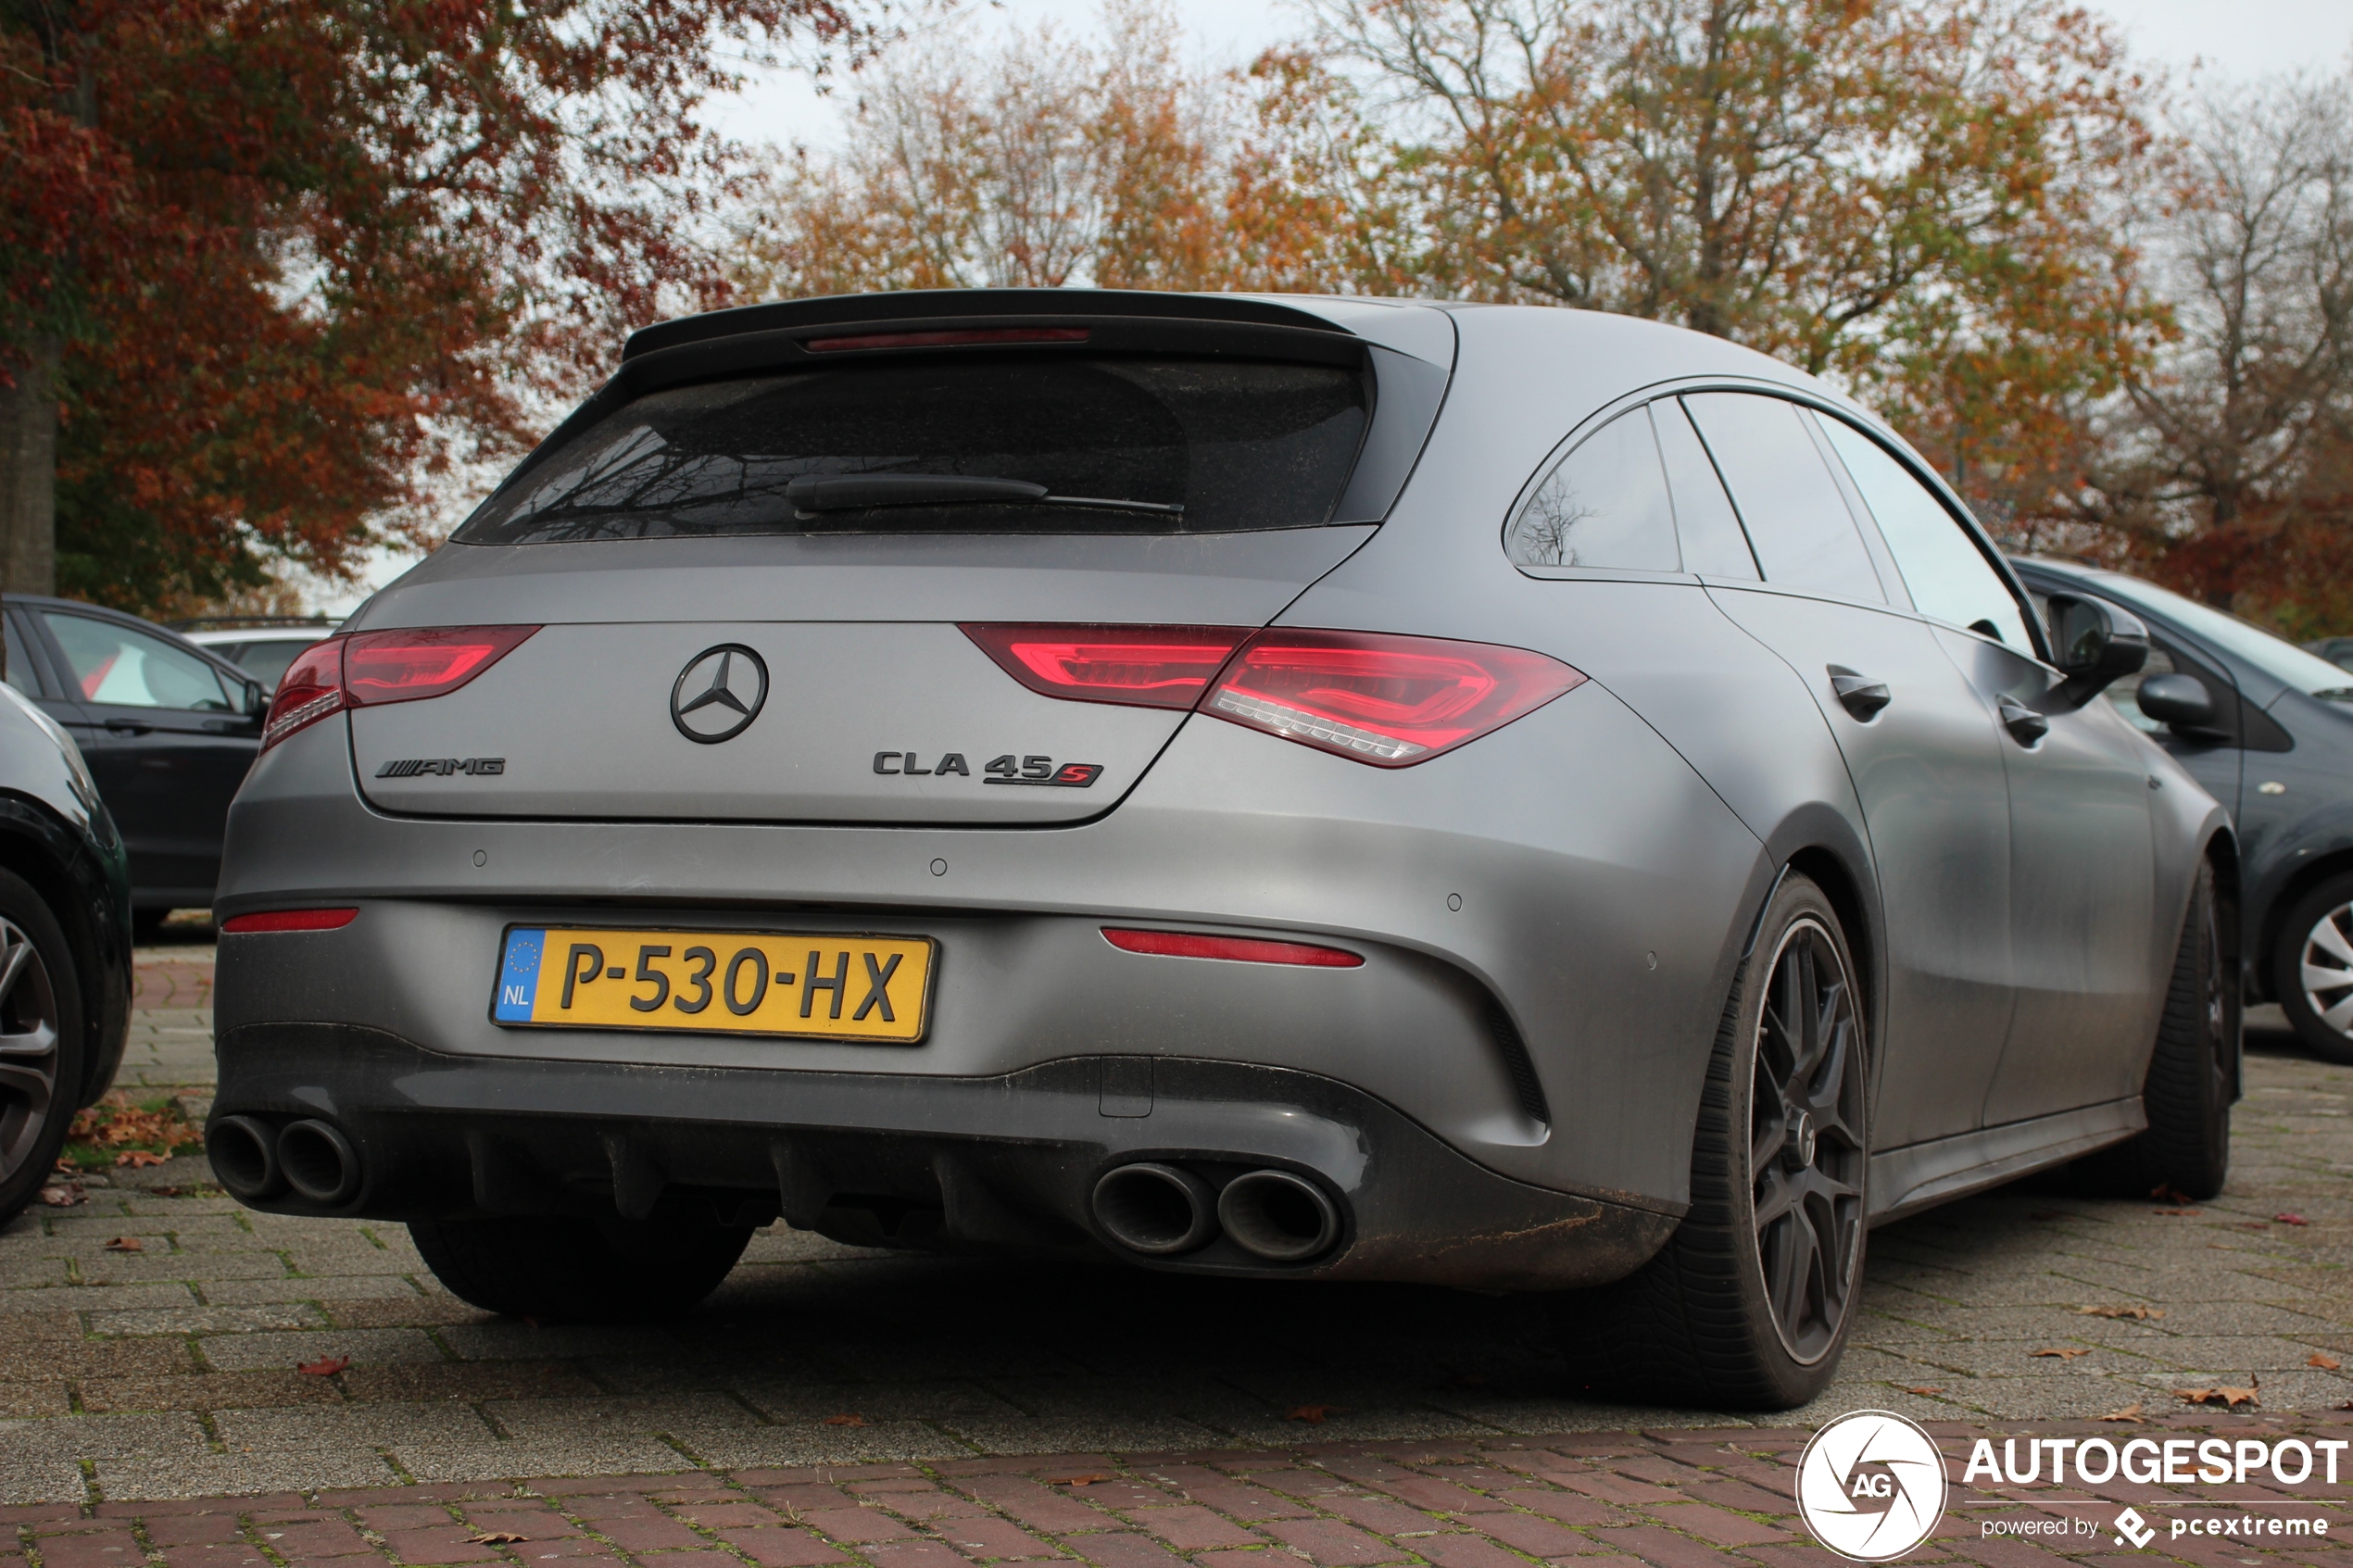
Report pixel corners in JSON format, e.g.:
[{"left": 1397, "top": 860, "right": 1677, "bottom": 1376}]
[{"left": 1795, "top": 1411, "right": 1949, "bottom": 1562}]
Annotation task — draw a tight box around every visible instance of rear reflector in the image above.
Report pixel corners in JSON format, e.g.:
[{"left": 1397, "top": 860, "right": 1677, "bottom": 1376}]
[
  {"left": 1205, "top": 631, "right": 1583, "bottom": 766},
  {"left": 1101, "top": 927, "right": 1364, "bottom": 967},
  {"left": 963, "top": 624, "right": 1251, "bottom": 709},
  {"left": 806, "top": 327, "right": 1092, "bottom": 353},
  {"left": 221, "top": 909, "right": 359, "bottom": 934},
  {"left": 345, "top": 625, "right": 538, "bottom": 707}
]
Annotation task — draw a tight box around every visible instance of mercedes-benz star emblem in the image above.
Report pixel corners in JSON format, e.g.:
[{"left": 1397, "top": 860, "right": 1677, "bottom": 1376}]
[{"left": 671, "top": 645, "right": 770, "bottom": 744}]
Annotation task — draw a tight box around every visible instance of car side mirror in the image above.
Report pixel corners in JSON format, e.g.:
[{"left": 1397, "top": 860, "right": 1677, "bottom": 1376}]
[
  {"left": 2045, "top": 593, "right": 2148, "bottom": 709},
  {"left": 243, "top": 679, "right": 269, "bottom": 719},
  {"left": 2136, "top": 671, "right": 2219, "bottom": 733}
]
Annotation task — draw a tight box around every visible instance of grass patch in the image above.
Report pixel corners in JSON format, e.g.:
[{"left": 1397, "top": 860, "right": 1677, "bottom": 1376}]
[{"left": 62, "top": 1093, "right": 203, "bottom": 1171}]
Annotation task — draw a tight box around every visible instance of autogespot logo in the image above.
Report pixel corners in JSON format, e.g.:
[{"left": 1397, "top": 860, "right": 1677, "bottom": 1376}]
[{"left": 1795, "top": 1411, "right": 1950, "bottom": 1562}]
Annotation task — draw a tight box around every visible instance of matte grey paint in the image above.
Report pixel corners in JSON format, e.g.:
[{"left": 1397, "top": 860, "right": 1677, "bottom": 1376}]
[{"left": 214, "top": 292, "right": 2231, "bottom": 1287}]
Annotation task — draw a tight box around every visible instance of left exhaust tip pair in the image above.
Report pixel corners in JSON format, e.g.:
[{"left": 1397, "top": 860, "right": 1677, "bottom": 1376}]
[
  {"left": 1091, "top": 1162, "right": 1340, "bottom": 1262},
  {"left": 209, "top": 1114, "right": 360, "bottom": 1206}
]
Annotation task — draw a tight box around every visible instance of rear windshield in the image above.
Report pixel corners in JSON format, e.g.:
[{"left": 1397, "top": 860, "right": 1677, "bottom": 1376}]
[{"left": 455, "top": 357, "right": 1371, "bottom": 543}]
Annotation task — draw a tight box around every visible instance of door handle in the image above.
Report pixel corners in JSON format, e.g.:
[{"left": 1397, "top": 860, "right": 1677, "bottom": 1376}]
[
  {"left": 103, "top": 719, "right": 153, "bottom": 736},
  {"left": 1827, "top": 666, "right": 1891, "bottom": 721},
  {"left": 1998, "top": 695, "right": 2048, "bottom": 746}
]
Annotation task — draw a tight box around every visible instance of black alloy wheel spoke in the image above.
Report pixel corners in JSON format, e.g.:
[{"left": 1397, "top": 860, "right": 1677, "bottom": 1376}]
[
  {"left": 1752, "top": 921, "right": 1864, "bottom": 1364},
  {"left": 0, "top": 920, "right": 59, "bottom": 1181}
]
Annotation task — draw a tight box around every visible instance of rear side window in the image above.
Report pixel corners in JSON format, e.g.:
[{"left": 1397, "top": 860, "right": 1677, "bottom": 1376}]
[
  {"left": 1654, "top": 400, "right": 1757, "bottom": 579},
  {"left": 44, "top": 614, "right": 233, "bottom": 711},
  {"left": 1506, "top": 408, "right": 1680, "bottom": 571},
  {"left": 457, "top": 358, "right": 1371, "bottom": 543},
  {"left": 1683, "top": 394, "right": 1885, "bottom": 604},
  {"left": 1817, "top": 419, "right": 2032, "bottom": 648}
]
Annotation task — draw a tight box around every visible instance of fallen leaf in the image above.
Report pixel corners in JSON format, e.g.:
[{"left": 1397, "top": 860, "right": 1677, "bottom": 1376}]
[
  {"left": 2175, "top": 1379, "right": 2259, "bottom": 1409},
  {"left": 469, "top": 1533, "right": 528, "bottom": 1546},
  {"left": 1906, "top": 1386, "right": 1944, "bottom": 1396},
  {"left": 114, "top": 1150, "right": 168, "bottom": 1169},
  {"left": 38, "top": 1184, "right": 82, "bottom": 1207},
  {"left": 1286, "top": 1404, "right": 1340, "bottom": 1424},
  {"left": 822, "top": 1413, "right": 866, "bottom": 1426},
  {"left": 2080, "top": 1305, "right": 2165, "bottom": 1320},
  {"left": 2152, "top": 1184, "right": 2195, "bottom": 1204},
  {"left": 2276, "top": 1213, "right": 2309, "bottom": 1226},
  {"left": 2032, "top": 1348, "right": 2092, "bottom": 1359},
  {"left": 102, "top": 1236, "right": 142, "bottom": 1252},
  {"left": 296, "top": 1355, "right": 349, "bottom": 1376},
  {"left": 1047, "top": 1474, "right": 1109, "bottom": 1486},
  {"left": 2154, "top": 1207, "right": 2203, "bottom": 1216},
  {"left": 2311, "top": 1353, "right": 2343, "bottom": 1370},
  {"left": 2099, "top": 1403, "right": 2145, "bottom": 1423}
]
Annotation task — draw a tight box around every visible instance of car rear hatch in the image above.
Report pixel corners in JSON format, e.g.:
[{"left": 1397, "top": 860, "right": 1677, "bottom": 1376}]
[{"left": 340, "top": 291, "right": 1453, "bottom": 826}]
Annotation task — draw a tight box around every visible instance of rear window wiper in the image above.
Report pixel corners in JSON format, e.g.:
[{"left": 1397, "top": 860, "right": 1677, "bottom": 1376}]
[{"left": 785, "top": 473, "right": 1182, "bottom": 518}]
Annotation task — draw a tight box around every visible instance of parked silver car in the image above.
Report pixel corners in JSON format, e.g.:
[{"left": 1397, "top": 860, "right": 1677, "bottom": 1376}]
[{"left": 208, "top": 290, "right": 2233, "bottom": 1408}]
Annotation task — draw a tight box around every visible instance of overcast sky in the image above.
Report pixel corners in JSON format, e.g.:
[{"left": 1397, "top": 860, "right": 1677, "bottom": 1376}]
[{"left": 322, "top": 0, "right": 2353, "bottom": 613}]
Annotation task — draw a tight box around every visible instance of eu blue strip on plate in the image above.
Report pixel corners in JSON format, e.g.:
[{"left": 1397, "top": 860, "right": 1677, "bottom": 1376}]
[{"left": 493, "top": 929, "right": 546, "bottom": 1022}]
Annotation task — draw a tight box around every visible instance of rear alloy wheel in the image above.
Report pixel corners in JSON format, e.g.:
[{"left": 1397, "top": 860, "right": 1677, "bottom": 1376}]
[
  {"left": 2276, "top": 872, "right": 2353, "bottom": 1066},
  {"left": 1555, "top": 872, "right": 1868, "bottom": 1408},
  {"left": 0, "top": 871, "right": 86, "bottom": 1225},
  {"left": 2080, "top": 860, "right": 2235, "bottom": 1198}
]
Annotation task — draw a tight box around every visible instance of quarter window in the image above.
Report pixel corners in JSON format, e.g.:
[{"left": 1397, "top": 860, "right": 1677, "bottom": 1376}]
[
  {"left": 1506, "top": 408, "right": 1681, "bottom": 571},
  {"left": 1682, "top": 393, "right": 1885, "bottom": 603},
  {"left": 1818, "top": 420, "right": 2031, "bottom": 648},
  {"left": 1654, "top": 399, "right": 1757, "bottom": 579}
]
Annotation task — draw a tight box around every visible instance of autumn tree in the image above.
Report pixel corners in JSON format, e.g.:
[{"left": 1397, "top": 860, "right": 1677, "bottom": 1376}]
[
  {"left": 2060, "top": 71, "right": 2353, "bottom": 631},
  {"left": 1, "top": 0, "right": 877, "bottom": 613},
  {"left": 736, "top": 1, "right": 1411, "bottom": 296}
]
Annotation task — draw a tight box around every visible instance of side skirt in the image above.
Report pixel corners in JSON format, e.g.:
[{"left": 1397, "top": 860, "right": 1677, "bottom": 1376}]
[{"left": 1869, "top": 1098, "right": 2145, "bottom": 1226}]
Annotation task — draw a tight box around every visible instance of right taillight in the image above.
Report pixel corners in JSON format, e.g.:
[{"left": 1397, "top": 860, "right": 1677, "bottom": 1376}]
[
  {"left": 258, "top": 625, "right": 540, "bottom": 753},
  {"left": 1203, "top": 630, "right": 1584, "bottom": 766}
]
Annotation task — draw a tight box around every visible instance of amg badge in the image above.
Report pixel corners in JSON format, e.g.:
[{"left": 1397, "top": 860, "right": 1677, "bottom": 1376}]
[{"left": 376, "top": 758, "right": 506, "bottom": 778}]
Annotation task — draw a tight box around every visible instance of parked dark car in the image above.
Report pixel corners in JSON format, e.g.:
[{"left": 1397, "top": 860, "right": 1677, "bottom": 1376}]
[
  {"left": 0, "top": 678, "right": 133, "bottom": 1220},
  {"left": 3, "top": 596, "right": 266, "bottom": 936},
  {"left": 2013, "top": 559, "right": 2353, "bottom": 1063}
]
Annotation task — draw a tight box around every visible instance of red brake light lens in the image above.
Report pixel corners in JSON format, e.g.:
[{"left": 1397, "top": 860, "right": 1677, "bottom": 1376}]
[
  {"left": 1101, "top": 927, "right": 1364, "bottom": 967},
  {"left": 806, "top": 327, "right": 1092, "bottom": 353},
  {"left": 1204, "top": 631, "right": 1584, "bottom": 766},
  {"left": 260, "top": 636, "right": 350, "bottom": 751},
  {"left": 344, "top": 625, "right": 538, "bottom": 707},
  {"left": 221, "top": 908, "right": 359, "bottom": 934},
  {"left": 962, "top": 624, "right": 1252, "bottom": 709}
]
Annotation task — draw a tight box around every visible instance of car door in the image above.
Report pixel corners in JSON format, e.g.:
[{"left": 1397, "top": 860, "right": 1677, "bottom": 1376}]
[
  {"left": 1680, "top": 391, "right": 2017, "bottom": 1148},
  {"left": 34, "top": 608, "right": 260, "bottom": 907},
  {"left": 1816, "top": 425, "right": 2161, "bottom": 1125}
]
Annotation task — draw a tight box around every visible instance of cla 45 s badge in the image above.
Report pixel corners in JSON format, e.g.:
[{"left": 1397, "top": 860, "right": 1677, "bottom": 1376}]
[{"left": 873, "top": 752, "right": 1103, "bottom": 787}]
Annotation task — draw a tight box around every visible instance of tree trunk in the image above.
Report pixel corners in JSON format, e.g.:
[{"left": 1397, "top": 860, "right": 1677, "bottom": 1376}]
[{"left": 0, "top": 338, "right": 59, "bottom": 598}]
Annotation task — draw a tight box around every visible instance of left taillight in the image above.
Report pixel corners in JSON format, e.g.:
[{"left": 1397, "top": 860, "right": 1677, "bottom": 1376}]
[
  {"left": 259, "top": 625, "right": 540, "bottom": 753},
  {"left": 962, "top": 624, "right": 1252, "bottom": 709}
]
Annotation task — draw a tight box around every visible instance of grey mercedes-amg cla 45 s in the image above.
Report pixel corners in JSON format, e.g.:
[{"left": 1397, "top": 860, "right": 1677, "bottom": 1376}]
[{"left": 211, "top": 289, "right": 2236, "bottom": 1408}]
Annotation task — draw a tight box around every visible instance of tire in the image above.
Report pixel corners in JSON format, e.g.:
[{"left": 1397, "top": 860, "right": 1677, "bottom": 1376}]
[
  {"left": 0, "top": 869, "right": 86, "bottom": 1226},
  {"left": 2273, "top": 872, "right": 2353, "bottom": 1066},
  {"left": 409, "top": 1214, "right": 753, "bottom": 1323},
  {"left": 1554, "top": 872, "right": 1869, "bottom": 1408},
  {"left": 2077, "top": 859, "right": 2234, "bottom": 1199}
]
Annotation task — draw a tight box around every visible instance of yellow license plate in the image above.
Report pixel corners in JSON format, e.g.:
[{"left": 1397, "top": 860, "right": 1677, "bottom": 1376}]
[{"left": 491, "top": 926, "right": 935, "bottom": 1043}]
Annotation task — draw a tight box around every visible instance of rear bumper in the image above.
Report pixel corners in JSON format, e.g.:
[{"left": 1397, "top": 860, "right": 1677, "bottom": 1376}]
[{"left": 209, "top": 1022, "right": 1679, "bottom": 1290}]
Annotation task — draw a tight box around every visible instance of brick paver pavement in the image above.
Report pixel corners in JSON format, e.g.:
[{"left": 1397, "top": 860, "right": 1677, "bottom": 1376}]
[{"left": 4, "top": 946, "right": 2348, "bottom": 1556}]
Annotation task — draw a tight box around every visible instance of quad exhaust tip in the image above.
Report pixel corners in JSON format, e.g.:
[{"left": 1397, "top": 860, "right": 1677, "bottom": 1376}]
[
  {"left": 1218, "top": 1170, "right": 1340, "bottom": 1261},
  {"left": 1092, "top": 1162, "right": 1216, "bottom": 1255},
  {"left": 208, "top": 1115, "right": 283, "bottom": 1200},
  {"left": 278, "top": 1119, "right": 361, "bottom": 1205}
]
